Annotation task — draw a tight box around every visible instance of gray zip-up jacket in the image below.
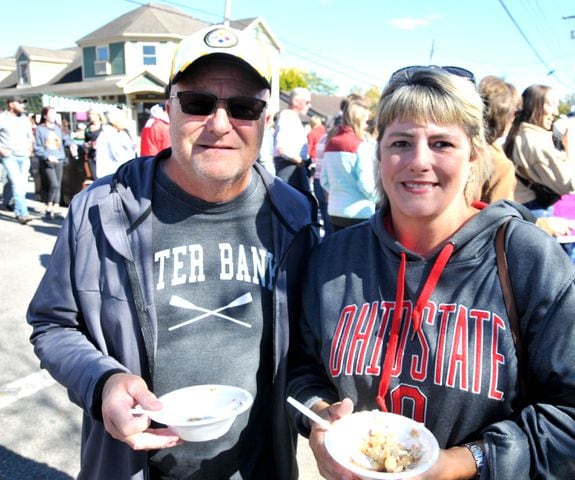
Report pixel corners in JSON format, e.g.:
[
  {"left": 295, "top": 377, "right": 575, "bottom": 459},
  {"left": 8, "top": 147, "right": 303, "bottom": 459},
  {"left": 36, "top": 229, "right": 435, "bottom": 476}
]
[{"left": 27, "top": 153, "right": 319, "bottom": 479}]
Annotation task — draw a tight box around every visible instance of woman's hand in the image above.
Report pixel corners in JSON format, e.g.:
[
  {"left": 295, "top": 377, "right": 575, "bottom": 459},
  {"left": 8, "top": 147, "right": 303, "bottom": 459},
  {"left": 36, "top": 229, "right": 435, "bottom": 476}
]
[
  {"left": 308, "top": 398, "right": 357, "bottom": 480},
  {"left": 307, "top": 399, "right": 479, "bottom": 480},
  {"left": 536, "top": 216, "right": 575, "bottom": 237},
  {"left": 408, "top": 445, "right": 479, "bottom": 480}
]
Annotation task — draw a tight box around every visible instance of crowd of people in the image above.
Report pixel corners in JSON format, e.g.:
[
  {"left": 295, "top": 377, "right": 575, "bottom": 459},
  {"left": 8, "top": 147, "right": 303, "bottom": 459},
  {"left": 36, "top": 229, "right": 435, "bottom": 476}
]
[
  {"left": 4, "top": 22, "right": 573, "bottom": 480},
  {"left": 0, "top": 100, "right": 171, "bottom": 225}
]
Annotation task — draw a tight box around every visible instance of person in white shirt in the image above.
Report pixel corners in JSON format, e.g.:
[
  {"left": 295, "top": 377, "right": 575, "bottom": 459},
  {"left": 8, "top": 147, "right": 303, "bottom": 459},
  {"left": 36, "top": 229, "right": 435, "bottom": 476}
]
[
  {"left": 95, "top": 108, "right": 137, "bottom": 179},
  {"left": 273, "top": 87, "right": 312, "bottom": 192}
]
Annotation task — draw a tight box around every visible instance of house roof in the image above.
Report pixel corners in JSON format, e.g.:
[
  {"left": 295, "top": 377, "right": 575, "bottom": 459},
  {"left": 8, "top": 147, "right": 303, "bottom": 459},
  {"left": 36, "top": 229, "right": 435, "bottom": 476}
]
[
  {"left": 0, "top": 3, "right": 344, "bottom": 120},
  {"left": 229, "top": 16, "right": 282, "bottom": 51},
  {"left": 17, "top": 46, "right": 77, "bottom": 63},
  {"left": 279, "top": 91, "right": 343, "bottom": 124},
  {"left": 0, "top": 57, "right": 15, "bottom": 71},
  {"left": 77, "top": 2, "right": 209, "bottom": 45}
]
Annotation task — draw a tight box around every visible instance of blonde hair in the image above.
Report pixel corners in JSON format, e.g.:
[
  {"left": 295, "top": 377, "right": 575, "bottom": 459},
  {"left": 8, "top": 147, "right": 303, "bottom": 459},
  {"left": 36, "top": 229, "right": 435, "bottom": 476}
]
[
  {"left": 374, "top": 68, "right": 489, "bottom": 205},
  {"left": 343, "top": 96, "right": 371, "bottom": 141},
  {"left": 309, "top": 115, "right": 323, "bottom": 128}
]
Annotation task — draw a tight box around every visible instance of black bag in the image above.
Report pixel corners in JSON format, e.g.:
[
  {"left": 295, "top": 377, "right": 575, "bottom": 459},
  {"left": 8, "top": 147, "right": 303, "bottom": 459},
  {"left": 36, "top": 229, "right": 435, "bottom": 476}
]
[{"left": 517, "top": 175, "right": 561, "bottom": 209}]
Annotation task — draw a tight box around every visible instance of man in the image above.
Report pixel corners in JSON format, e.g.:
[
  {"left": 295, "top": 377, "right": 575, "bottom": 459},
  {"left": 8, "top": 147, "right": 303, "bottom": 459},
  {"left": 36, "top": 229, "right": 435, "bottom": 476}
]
[
  {"left": 273, "top": 87, "right": 312, "bottom": 192},
  {"left": 27, "top": 25, "right": 318, "bottom": 479},
  {"left": 0, "top": 96, "right": 34, "bottom": 223},
  {"left": 139, "top": 103, "right": 170, "bottom": 156}
]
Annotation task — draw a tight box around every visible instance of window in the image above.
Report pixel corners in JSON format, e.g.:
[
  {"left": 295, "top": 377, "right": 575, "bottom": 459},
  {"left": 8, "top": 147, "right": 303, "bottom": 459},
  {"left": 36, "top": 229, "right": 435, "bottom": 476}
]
[
  {"left": 96, "top": 45, "right": 110, "bottom": 62},
  {"left": 94, "top": 45, "right": 111, "bottom": 76},
  {"left": 142, "top": 45, "right": 157, "bottom": 66},
  {"left": 18, "top": 61, "right": 30, "bottom": 85}
]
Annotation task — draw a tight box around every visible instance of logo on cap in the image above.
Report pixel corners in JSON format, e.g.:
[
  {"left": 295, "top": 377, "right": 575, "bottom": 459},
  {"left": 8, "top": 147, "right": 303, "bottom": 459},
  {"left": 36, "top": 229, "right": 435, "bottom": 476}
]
[{"left": 204, "top": 28, "right": 239, "bottom": 49}]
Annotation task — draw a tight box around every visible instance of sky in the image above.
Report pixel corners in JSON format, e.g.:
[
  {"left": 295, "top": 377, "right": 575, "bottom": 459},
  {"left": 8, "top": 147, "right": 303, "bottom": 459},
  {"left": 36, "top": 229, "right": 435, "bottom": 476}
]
[{"left": 2, "top": 0, "right": 575, "bottom": 99}]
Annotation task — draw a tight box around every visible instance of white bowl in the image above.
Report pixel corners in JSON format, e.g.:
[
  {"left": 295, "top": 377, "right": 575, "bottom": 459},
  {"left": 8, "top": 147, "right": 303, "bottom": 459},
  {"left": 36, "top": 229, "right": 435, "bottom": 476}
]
[
  {"left": 325, "top": 410, "right": 439, "bottom": 479},
  {"left": 146, "top": 385, "right": 253, "bottom": 442}
]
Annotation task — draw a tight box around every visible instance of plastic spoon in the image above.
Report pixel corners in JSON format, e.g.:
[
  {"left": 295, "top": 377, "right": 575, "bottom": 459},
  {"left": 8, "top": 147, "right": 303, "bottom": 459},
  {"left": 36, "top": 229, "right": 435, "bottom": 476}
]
[
  {"left": 130, "top": 399, "right": 243, "bottom": 421},
  {"left": 287, "top": 396, "right": 331, "bottom": 430}
]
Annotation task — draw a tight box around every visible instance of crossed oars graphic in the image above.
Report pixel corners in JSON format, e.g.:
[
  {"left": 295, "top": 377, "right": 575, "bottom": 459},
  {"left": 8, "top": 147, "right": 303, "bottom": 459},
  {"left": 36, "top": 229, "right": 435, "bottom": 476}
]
[{"left": 168, "top": 292, "right": 253, "bottom": 331}]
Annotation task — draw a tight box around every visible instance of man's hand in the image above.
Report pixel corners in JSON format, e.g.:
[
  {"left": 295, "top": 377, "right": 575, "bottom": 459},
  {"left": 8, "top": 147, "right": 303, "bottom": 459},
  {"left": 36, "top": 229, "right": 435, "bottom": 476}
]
[{"left": 101, "top": 373, "right": 182, "bottom": 450}]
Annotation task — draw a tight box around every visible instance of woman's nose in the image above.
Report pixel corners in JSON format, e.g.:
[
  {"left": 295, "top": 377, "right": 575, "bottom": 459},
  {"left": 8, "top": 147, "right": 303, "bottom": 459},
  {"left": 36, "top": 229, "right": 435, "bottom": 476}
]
[{"left": 409, "top": 144, "right": 432, "bottom": 170}]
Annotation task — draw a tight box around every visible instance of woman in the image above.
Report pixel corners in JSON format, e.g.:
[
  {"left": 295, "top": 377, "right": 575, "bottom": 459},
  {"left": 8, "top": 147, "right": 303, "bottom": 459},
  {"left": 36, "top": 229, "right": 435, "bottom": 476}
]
[
  {"left": 504, "top": 84, "right": 575, "bottom": 213},
  {"left": 288, "top": 67, "right": 575, "bottom": 479},
  {"left": 34, "top": 106, "right": 76, "bottom": 219},
  {"left": 320, "top": 95, "right": 377, "bottom": 232},
  {"left": 84, "top": 109, "right": 103, "bottom": 179},
  {"left": 95, "top": 108, "right": 136, "bottom": 179},
  {"left": 479, "top": 75, "right": 520, "bottom": 203}
]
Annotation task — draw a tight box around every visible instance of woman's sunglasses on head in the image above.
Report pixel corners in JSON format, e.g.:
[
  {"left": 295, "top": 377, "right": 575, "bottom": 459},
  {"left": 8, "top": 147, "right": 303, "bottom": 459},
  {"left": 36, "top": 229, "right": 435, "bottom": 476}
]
[
  {"left": 391, "top": 65, "right": 476, "bottom": 84},
  {"left": 170, "top": 91, "right": 267, "bottom": 120}
]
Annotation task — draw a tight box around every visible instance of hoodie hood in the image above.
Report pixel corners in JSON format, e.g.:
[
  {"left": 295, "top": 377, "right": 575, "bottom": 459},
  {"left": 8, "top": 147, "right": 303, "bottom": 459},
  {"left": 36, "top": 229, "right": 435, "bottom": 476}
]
[{"left": 370, "top": 200, "right": 533, "bottom": 263}]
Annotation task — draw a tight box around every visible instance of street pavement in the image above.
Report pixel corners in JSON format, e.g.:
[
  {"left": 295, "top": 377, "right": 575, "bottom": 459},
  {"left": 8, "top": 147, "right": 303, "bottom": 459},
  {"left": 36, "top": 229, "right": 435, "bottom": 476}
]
[{"left": 0, "top": 182, "right": 322, "bottom": 479}]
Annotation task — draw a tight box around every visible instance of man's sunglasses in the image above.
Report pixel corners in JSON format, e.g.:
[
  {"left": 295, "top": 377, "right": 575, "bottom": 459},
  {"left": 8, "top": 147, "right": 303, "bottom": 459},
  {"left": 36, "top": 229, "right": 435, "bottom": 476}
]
[
  {"left": 391, "top": 65, "right": 476, "bottom": 84},
  {"left": 170, "top": 91, "right": 267, "bottom": 120}
]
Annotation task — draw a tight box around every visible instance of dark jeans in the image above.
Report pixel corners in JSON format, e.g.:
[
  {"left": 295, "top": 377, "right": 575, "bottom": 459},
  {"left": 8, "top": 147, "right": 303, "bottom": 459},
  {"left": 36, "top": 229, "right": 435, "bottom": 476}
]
[{"left": 44, "top": 160, "right": 64, "bottom": 204}]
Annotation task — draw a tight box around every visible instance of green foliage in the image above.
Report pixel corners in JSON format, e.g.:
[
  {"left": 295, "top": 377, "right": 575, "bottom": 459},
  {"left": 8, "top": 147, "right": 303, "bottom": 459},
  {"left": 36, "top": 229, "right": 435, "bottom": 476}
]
[
  {"left": 279, "top": 67, "right": 338, "bottom": 95},
  {"left": 279, "top": 68, "right": 307, "bottom": 92},
  {"left": 302, "top": 71, "right": 337, "bottom": 95},
  {"left": 363, "top": 85, "right": 381, "bottom": 110},
  {"left": 559, "top": 94, "right": 574, "bottom": 116}
]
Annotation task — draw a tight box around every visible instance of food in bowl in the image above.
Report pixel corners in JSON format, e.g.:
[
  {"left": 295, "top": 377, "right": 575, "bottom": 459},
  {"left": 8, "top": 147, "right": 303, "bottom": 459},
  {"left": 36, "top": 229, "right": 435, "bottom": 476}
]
[
  {"left": 354, "top": 425, "right": 422, "bottom": 472},
  {"left": 134, "top": 384, "right": 253, "bottom": 442},
  {"left": 324, "top": 410, "right": 439, "bottom": 479}
]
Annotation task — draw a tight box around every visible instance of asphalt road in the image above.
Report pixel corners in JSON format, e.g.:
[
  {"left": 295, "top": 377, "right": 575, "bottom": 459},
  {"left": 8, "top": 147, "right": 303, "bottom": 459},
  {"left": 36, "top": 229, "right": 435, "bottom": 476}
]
[{"left": 0, "top": 183, "right": 322, "bottom": 479}]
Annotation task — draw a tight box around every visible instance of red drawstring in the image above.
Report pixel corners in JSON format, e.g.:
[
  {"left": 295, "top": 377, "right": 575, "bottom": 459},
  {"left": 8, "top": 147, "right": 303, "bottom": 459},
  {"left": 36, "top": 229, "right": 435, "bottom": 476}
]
[
  {"left": 377, "top": 251, "right": 405, "bottom": 411},
  {"left": 411, "top": 242, "right": 454, "bottom": 339},
  {"left": 377, "top": 243, "right": 454, "bottom": 411}
]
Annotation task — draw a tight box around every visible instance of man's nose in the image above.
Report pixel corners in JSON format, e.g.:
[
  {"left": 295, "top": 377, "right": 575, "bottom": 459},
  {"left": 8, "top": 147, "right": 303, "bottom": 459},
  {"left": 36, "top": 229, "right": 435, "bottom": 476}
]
[{"left": 207, "top": 104, "right": 233, "bottom": 134}]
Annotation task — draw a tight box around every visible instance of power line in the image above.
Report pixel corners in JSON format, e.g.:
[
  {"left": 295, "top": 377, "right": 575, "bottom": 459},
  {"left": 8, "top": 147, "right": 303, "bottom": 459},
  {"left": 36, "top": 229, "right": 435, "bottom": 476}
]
[
  {"left": 151, "top": 0, "right": 379, "bottom": 90},
  {"left": 498, "top": 0, "right": 572, "bottom": 88}
]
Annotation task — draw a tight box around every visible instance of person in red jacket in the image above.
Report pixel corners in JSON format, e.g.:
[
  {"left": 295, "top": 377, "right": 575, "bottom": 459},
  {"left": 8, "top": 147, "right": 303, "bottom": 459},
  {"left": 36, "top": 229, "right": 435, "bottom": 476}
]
[{"left": 140, "top": 103, "right": 170, "bottom": 156}]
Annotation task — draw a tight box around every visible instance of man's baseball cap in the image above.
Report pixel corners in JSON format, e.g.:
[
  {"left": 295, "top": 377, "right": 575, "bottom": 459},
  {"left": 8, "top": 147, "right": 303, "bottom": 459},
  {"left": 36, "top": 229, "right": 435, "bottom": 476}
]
[
  {"left": 6, "top": 96, "right": 27, "bottom": 104},
  {"left": 170, "top": 25, "right": 272, "bottom": 89}
]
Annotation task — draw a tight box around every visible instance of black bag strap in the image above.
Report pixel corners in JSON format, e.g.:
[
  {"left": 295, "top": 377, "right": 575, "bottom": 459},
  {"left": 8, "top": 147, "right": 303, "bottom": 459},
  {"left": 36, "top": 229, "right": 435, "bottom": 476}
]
[{"left": 495, "top": 219, "right": 527, "bottom": 403}]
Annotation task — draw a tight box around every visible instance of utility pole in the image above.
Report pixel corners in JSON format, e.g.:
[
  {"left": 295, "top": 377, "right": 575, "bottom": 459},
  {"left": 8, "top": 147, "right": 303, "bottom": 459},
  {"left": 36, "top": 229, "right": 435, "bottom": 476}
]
[
  {"left": 564, "top": 15, "right": 575, "bottom": 39},
  {"left": 223, "top": 0, "right": 232, "bottom": 26}
]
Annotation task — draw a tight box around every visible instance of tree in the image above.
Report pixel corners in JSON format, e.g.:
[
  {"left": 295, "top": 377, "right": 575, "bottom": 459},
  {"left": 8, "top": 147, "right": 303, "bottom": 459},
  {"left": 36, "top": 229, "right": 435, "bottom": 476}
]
[
  {"left": 279, "top": 68, "right": 307, "bottom": 93},
  {"left": 279, "top": 67, "right": 338, "bottom": 95},
  {"left": 362, "top": 85, "right": 381, "bottom": 111},
  {"left": 560, "top": 94, "right": 574, "bottom": 116},
  {"left": 302, "top": 71, "right": 338, "bottom": 95}
]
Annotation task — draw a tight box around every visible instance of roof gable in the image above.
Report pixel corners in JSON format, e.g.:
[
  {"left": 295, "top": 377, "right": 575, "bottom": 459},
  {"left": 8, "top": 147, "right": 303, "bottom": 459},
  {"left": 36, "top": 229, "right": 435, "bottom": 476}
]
[
  {"left": 17, "top": 46, "right": 78, "bottom": 63},
  {"left": 77, "top": 2, "right": 209, "bottom": 45}
]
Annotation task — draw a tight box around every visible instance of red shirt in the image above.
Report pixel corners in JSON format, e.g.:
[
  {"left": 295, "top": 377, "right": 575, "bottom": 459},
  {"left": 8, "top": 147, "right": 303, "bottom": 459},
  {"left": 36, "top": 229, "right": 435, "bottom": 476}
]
[{"left": 307, "top": 125, "right": 326, "bottom": 160}]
